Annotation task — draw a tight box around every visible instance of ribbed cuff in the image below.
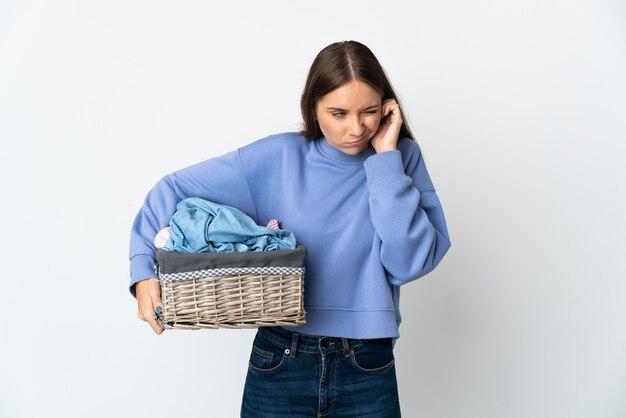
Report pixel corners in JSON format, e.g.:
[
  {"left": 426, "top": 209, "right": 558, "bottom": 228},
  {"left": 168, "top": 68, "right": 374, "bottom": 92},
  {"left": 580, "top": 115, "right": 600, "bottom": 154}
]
[
  {"left": 129, "top": 254, "right": 157, "bottom": 298},
  {"left": 363, "top": 150, "right": 404, "bottom": 181}
]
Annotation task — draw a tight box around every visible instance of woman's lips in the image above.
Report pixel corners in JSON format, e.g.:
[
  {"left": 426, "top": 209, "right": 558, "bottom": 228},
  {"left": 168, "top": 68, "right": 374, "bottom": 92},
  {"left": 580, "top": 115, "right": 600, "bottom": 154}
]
[{"left": 345, "top": 134, "right": 368, "bottom": 146}]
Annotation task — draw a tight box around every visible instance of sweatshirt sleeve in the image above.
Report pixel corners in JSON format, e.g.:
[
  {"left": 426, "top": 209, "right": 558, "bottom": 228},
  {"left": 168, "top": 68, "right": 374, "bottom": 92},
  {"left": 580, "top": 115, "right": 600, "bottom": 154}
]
[
  {"left": 128, "top": 149, "right": 257, "bottom": 299},
  {"left": 363, "top": 139, "right": 451, "bottom": 286}
]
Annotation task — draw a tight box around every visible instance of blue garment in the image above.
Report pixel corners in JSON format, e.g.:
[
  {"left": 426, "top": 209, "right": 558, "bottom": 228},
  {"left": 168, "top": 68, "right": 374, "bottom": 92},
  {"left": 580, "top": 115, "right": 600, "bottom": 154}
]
[
  {"left": 162, "top": 197, "right": 296, "bottom": 253},
  {"left": 241, "top": 326, "right": 401, "bottom": 417},
  {"left": 129, "top": 131, "right": 451, "bottom": 341}
]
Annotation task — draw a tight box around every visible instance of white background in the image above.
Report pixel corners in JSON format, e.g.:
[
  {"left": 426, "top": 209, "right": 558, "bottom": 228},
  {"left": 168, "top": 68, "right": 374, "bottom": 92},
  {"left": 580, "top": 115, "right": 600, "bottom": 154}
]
[{"left": 1, "top": 1, "right": 625, "bottom": 417}]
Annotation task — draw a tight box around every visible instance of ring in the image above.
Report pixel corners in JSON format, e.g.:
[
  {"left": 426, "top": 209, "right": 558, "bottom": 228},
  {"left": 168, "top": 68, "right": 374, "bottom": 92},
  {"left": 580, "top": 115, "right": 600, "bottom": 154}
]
[{"left": 154, "top": 306, "right": 164, "bottom": 324}]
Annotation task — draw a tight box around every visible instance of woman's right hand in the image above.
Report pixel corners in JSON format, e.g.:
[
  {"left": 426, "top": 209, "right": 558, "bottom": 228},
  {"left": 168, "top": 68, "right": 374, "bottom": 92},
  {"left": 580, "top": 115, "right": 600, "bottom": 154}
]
[{"left": 136, "top": 278, "right": 164, "bottom": 335}]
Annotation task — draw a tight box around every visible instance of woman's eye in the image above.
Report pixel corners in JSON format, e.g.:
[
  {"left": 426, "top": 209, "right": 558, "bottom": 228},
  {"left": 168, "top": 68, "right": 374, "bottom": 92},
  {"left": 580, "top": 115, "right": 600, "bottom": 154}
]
[{"left": 332, "top": 111, "right": 376, "bottom": 117}]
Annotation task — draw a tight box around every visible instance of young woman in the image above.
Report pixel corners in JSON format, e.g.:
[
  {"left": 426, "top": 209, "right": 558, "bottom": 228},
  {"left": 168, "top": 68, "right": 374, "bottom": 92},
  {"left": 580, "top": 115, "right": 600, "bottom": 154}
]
[{"left": 129, "top": 40, "right": 451, "bottom": 417}]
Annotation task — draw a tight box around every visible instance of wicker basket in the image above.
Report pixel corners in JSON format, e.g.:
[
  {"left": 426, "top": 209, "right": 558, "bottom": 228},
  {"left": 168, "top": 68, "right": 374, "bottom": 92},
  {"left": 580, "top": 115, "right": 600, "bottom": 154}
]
[{"left": 154, "top": 245, "right": 307, "bottom": 329}]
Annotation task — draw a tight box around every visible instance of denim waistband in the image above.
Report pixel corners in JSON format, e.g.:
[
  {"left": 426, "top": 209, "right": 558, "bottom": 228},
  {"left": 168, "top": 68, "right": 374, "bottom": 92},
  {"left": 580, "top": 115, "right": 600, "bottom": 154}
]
[{"left": 256, "top": 326, "right": 391, "bottom": 358}]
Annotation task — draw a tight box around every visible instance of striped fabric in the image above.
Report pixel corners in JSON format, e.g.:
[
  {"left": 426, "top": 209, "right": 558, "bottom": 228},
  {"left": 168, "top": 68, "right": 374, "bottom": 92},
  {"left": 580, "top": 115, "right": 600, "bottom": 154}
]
[{"left": 266, "top": 219, "right": 280, "bottom": 230}]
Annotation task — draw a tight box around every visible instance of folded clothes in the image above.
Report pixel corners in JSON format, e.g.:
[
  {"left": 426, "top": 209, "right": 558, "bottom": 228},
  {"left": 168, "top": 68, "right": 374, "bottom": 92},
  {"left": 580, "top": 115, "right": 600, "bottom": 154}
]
[
  {"left": 154, "top": 219, "right": 282, "bottom": 249},
  {"left": 154, "top": 227, "right": 171, "bottom": 249},
  {"left": 162, "top": 197, "right": 296, "bottom": 253}
]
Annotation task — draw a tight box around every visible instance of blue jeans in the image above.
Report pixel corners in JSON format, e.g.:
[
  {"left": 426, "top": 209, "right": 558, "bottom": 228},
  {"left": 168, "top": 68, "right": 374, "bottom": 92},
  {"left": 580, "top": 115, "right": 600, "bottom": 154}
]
[{"left": 241, "top": 326, "right": 401, "bottom": 417}]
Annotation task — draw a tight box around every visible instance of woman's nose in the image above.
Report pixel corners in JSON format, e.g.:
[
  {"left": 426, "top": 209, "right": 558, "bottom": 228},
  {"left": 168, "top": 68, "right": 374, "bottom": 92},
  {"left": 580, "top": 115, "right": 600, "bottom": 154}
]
[{"left": 350, "top": 116, "right": 365, "bottom": 136}]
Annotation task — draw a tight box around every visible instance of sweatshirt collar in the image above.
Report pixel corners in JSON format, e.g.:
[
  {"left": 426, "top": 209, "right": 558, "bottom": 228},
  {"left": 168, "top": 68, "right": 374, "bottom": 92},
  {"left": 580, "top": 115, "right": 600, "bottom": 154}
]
[{"left": 316, "top": 135, "right": 376, "bottom": 164}]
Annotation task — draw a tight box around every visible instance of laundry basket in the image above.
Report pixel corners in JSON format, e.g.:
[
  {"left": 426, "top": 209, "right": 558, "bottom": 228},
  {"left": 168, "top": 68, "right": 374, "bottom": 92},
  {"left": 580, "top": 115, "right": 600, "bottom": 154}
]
[{"left": 154, "top": 245, "right": 307, "bottom": 329}]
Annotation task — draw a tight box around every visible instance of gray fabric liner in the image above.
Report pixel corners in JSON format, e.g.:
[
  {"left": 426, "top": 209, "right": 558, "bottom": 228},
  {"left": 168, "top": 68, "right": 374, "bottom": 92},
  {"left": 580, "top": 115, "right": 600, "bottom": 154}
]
[{"left": 156, "top": 245, "right": 307, "bottom": 274}]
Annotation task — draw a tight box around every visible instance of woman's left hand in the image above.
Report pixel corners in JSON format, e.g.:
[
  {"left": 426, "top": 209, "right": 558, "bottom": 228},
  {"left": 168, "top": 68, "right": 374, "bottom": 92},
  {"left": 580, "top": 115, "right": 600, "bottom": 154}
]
[{"left": 370, "top": 98, "right": 404, "bottom": 153}]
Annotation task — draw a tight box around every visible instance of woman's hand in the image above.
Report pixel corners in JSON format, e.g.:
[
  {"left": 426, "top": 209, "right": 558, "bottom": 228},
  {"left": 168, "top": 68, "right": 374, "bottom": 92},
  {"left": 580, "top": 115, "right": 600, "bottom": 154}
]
[
  {"left": 370, "top": 98, "right": 404, "bottom": 153},
  {"left": 136, "top": 278, "right": 164, "bottom": 335}
]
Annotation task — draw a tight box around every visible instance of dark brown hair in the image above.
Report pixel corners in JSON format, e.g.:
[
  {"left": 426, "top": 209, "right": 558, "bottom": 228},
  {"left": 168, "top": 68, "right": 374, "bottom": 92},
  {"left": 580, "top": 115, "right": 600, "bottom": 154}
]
[{"left": 299, "top": 40, "right": 416, "bottom": 143}]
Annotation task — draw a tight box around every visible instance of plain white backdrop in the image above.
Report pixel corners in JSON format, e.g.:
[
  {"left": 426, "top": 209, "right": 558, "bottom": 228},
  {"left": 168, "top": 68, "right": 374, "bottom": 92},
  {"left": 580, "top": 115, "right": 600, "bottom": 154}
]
[{"left": 1, "top": 1, "right": 624, "bottom": 417}]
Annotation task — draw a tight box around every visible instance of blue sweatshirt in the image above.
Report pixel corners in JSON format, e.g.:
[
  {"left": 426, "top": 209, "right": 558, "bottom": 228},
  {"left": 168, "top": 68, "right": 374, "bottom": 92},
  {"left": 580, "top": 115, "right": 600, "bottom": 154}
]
[{"left": 129, "top": 131, "right": 451, "bottom": 340}]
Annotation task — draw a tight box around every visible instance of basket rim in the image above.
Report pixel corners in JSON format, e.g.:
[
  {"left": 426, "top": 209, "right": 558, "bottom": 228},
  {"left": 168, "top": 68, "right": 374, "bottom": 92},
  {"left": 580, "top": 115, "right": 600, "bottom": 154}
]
[{"left": 156, "top": 245, "right": 307, "bottom": 275}]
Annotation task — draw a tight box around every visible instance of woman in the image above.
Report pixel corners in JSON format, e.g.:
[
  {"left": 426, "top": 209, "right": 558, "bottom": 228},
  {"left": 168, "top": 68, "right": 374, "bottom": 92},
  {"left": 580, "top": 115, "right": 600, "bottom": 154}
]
[{"left": 129, "top": 40, "right": 451, "bottom": 417}]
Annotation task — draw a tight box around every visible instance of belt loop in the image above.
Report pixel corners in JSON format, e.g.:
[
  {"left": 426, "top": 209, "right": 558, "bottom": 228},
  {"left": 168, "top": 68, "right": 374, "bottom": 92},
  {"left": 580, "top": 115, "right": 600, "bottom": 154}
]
[
  {"left": 289, "top": 331, "right": 298, "bottom": 358},
  {"left": 341, "top": 337, "right": 350, "bottom": 356}
]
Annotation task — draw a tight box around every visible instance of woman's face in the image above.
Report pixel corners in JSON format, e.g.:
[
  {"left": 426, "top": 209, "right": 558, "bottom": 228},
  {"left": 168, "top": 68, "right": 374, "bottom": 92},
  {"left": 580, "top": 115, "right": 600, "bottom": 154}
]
[{"left": 315, "top": 80, "right": 383, "bottom": 155}]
